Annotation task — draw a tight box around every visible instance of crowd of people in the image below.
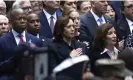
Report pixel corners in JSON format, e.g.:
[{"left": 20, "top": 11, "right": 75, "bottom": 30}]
[{"left": 0, "top": 0, "right": 133, "bottom": 80}]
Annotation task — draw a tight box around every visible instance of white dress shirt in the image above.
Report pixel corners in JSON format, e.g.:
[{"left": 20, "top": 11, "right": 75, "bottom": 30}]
[
  {"left": 90, "top": 9, "right": 106, "bottom": 26},
  {"left": 12, "top": 29, "right": 26, "bottom": 45},
  {"left": 43, "top": 9, "right": 57, "bottom": 26},
  {"left": 126, "top": 18, "right": 133, "bottom": 33},
  {"left": 100, "top": 47, "right": 119, "bottom": 60}
]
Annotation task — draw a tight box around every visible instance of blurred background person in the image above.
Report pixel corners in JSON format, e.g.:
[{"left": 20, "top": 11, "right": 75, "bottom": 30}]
[
  {"left": 30, "top": 1, "right": 43, "bottom": 15},
  {"left": 89, "top": 23, "right": 120, "bottom": 76},
  {"left": 79, "top": 0, "right": 114, "bottom": 48},
  {"left": 0, "top": 15, "right": 10, "bottom": 36},
  {"left": 26, "top": 13, "right": 40, "bottom": 38},
  {"left": 117, "top": 1, "right": 133, "bottom": 41},
  {"left": 12, "top": 0, "right": 32, "bottom": 15},
  {"left": 39, "top": 0, "right": 60, "bottom": 38},
  {"left": 0, "top": 1, "right": 6, "bottom": 15},
  {"left": 77, "top": 1, "right": 91, "bottom": 15},
  {"left": 119, "top": 48, "right": 133, "bottom": 72},
  {"left": 105, "top": 4, "right": 115, "bottom": 20},
  {"left": 58, "top": 0, "right": 77, "bottom": 17},
  {"left": 26, "top": 13, "right": 52, "bottom": 47},
  {"left": 95, "top": 59, "right": 133, "bottom": 80},
  {"left": 63, "top": 8, "right": 80, "bottom": 41}
]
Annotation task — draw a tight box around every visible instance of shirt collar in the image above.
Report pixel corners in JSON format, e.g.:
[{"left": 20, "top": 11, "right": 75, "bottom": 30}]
[
  {"left": 12, "top": 29, "right": 26, "bottom": 38},
  {"left": 100, "top": 47, "right": 119, "bottom": 55},
  {"left": 43, "top": 9, "right": 57, "bottom": 20},
  {"left": 126, "top": 18, "right": 133, "bottom": 26},
  {"left": 90, "top": 9, "right": 104, "bottom": 22}
]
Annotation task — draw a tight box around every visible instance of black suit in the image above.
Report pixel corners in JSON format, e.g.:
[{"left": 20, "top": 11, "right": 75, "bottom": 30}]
[
  {"left": 39, "top": 11, "right": 59, "bottom": 38},
  {"left": 79, "top": 11, "right": 114, "bottom": 47},
  {"left": 117, "top": 16, "right": 131, "bottom": 40},
  {"left": 48, "top": 40, "right": 88, "bottom": 80},
  {"left": 89, "top": 48, "right": 110, "bottom": 76}
]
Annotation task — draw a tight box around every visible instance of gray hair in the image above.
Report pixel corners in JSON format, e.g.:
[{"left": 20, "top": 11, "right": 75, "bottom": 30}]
[
  {"left": 0, "top": 15, "right": 9, "bottom": 22},
  {"left": 12, "top": 0, "right": 30, "bottom": 9}
]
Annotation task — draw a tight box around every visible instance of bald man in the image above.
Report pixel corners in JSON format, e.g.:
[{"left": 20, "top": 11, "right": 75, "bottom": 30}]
[
  {"left": 0, "top": 1, "right": 6, "bottom": 15},
  {"left": 0, "top": 15, "right": 9, "bottom": 36},
  {"left": 0, "top": 8, "right": 42, "bottom": 80}
]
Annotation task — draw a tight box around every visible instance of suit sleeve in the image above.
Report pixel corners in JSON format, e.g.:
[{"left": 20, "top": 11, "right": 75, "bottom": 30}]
[
  {"left": 79, "top": 17, "right": 92, "bottom": 43},
  {"left": 0, "top": 40, "right": 16, "bottom": 73}
]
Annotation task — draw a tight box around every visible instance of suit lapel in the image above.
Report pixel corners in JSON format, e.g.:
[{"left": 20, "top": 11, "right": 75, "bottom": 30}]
[
  {"left": 87, "top": 11, "right": 98, "bottom": 37},
  {"left": 119, "top": 18, "right": 131, "bottom": 38},
  {"left": 101, "top": 52, "right": 110, "bottom": 58},
  {"left": 9, "top": 31, "right": 17, "bottom": 46},
  {"left": 56, "top": 42, "right": 70, "bottom": 58},
  {"left": 39, "top": 11, "right": 53, "bottom": 38}
]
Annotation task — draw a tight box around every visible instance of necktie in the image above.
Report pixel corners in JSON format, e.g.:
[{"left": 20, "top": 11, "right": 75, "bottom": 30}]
[
  {"left": 97, "top": 18, "right": 103, "bottom": 26},
  {"left": 18, "top": 34, "right": 24, "bottom": 44},
  {"left": 50, "top": 16, "right": 54, "bottom": 33}
]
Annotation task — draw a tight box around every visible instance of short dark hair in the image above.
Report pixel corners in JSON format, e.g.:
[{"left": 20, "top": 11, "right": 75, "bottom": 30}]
[
  {"left": 77, "top": 1, "right": 83, "bottom": 10},
  {"left": 93, "top": 23, "right": 116, "bottom": 50},
  {"left": 53, "top": 16, "right": 70, "bottom": 42},
  {"left": 60, "top": 1, "right": 66, "bottom": 6}
]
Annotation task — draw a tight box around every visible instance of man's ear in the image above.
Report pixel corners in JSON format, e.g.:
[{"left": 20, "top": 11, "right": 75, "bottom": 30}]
[{"left": 90, "top": 1, "right": 95, "bottom": 8}]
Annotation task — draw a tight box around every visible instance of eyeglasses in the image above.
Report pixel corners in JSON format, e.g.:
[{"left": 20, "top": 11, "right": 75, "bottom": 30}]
[{"left": 125, "top": 4, "right": 133, "bottom": 9}]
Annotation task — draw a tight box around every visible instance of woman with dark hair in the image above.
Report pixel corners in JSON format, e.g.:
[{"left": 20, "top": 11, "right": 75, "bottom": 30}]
[
  {"left": 89, "top": 23, "right": 120, "bottom": 76},
  {"left": 63, "top": 8, "right": 80, "bottom": 40},
  {"left": 48, "top": 16, "right": 88, "bottom": 80}
]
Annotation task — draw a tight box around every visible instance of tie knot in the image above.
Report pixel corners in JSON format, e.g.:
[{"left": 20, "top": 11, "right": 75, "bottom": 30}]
[
  {"left": 50, "top": 16, "right": 54, "bottom": 19},
  {"left": 18, "top": 34, "right": 23, "bottom": 38},
  {"left": 97, "top": 18, "right": 103, "bottom": 22}
]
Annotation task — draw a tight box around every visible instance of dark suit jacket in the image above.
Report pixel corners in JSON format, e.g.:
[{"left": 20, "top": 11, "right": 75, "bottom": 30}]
[
  {"left": 48, "top": 40, "right": 88, "bottom": 71},
  {"left": 79, "top": 11, "right": 114, "bottom": 47},
  {"left": 117, "top": 16, "right": 131, "bottom": 40},
  {"left": 48, "top": 40, "right": 88, "bottom": 80},
  {"left": 39, "top": 11, "right": 59, "bottom": 38},
  {"left": 89, "top": 48, "right": 111, "bottom": 76},
  {"left": 0, "top": 31, "right": 42, "bottom": 80}
]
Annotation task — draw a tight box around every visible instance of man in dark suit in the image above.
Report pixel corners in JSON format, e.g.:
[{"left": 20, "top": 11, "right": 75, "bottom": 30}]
[
  {"left": 0, "top": 8, "right": 42, "bottom": 80},
  {"left": 117, "top": 1, "right": 133, "bottom": 40},
  {"left": 27, "top": 13, "right": 52, "bottom": 46},
  {"left": 39, "top": 1, "right": 60, "bottom": 38},
  {"left": 79, "top": 0, "right": 114, "bottom": 47}
]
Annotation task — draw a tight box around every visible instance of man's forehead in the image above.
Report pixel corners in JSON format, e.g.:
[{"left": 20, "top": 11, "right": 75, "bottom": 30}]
[
  {"left": 0, "top": 1, "right": 6, "bottom": 8},
  {"left": 124, "top": 1, "right": 133, "bottom": 5}
]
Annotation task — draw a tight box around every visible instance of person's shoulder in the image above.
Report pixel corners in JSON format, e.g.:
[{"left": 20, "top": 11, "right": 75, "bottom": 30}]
[
  {"left": 0, "top": 32, "right": 11, "bottom": 41},
  {"left": 80, "top": 13, "right": 88, "bottom": 19}
]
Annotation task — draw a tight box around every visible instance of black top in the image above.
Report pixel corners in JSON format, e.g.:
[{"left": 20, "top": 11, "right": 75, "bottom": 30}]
[{"left": 48, "top": 40, "right": 88, "bottom": 80}]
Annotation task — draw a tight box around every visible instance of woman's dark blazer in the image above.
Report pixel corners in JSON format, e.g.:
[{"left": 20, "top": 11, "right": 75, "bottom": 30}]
[
  {"left": 48, "top": 40, "right": 88, "bottom": 80},
  {"left": 48, "top": 40, "right": 88, "bottom": 71},
  {"left": 89, "top": 48, "right": 110, "bottom": 76}
]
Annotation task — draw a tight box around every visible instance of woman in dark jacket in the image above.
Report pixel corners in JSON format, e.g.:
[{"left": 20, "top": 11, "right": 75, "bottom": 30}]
[
  {"left": 48, "top": 16, "right": 88, "bottom": 80},
  {"left": 89, "top": 23, "right": 120, "bottom": 76}
]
